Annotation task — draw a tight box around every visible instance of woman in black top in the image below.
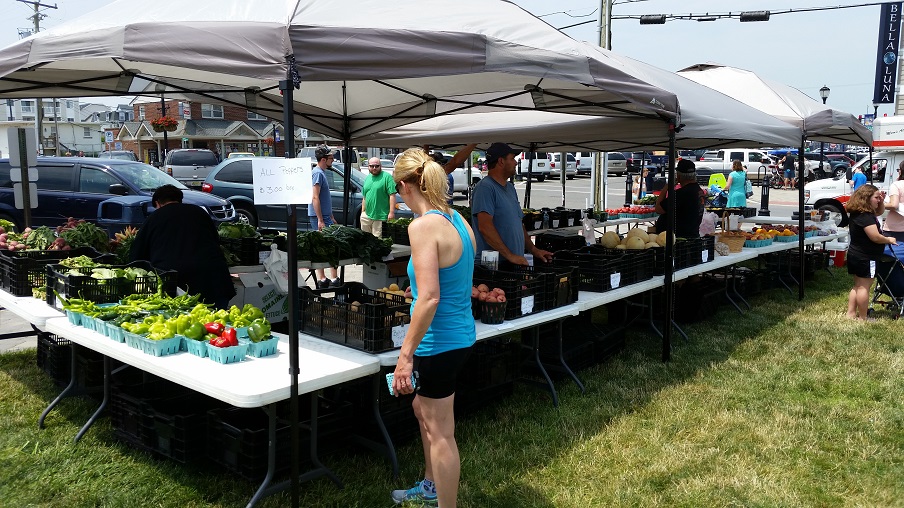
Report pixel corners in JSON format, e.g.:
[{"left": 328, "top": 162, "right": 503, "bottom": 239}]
[{"left": 846, "top": 184, "right": 898, "bottom": 320}]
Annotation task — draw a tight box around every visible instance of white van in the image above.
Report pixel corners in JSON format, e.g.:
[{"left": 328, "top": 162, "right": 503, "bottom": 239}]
[
  {"left": 515, "top": 152, "right": 551, "bottom": 181},
  {"left": 804, "top": 115, "right": 903, "bottom": 226}
]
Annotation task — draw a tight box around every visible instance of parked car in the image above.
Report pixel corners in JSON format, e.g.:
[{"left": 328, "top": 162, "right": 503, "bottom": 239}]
[
  {"left": 200, "top": 157, "right": 413, "bottom": 229},
  {"left": 392, "top": 151, "right": 482, "bottom": 194},
  {"left": 548, "top": 153, "right": 577, "bottom": 179},
  {"left": 603, "top": 152, "right": 628, "bottom": 175},
  {"left": 97, "top": 150, "right": 139, "bottom": 161},
  {"left": 573, "top": 151, "right": 595, "bottom": 175},
  {"left": 515, "top": 152, "right": 551, "bottom": 181},
  {"left": 622, "top": 152, "right": 657, "bottom": 173},
  {"left": 297, "top": 146, "right": 361, "bottom": 171},
  {"left": 162, "top": 148, "right": 220, "bottom": 188},
  {"left": 0, "top": 157, "right": 234, "bottom": 232}
]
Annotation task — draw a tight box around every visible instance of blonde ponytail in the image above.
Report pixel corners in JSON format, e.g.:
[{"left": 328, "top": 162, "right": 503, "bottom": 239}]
[{"left": 393, "top": 148, "right": 452, "bottom": 214}]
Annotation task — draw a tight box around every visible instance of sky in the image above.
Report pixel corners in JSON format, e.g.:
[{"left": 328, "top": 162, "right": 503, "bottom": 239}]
[{"left": 0, "top": 0, "right": 895, "bottom": 119}]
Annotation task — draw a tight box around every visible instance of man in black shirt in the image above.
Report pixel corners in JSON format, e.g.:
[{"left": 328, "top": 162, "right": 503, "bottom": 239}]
[
  {"left": 654, "top": 159, "right": 704, "bottom": 238},
  {"left": 130, "top": 185, "right": 235, "bottom": 309}
]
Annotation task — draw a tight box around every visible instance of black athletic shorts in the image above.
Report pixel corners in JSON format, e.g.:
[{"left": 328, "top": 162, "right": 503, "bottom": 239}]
[
  {"left": 847, "top": 251, "right": 877, "bottom": 278},
  {"left": 413, "top": 346, "right": 472, "bottom": 399}
]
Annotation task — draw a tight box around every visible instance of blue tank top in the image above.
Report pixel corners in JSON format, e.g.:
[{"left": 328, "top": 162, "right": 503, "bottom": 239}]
[{"left": 407, "top": 210, "right": 476, "bottom": 356}]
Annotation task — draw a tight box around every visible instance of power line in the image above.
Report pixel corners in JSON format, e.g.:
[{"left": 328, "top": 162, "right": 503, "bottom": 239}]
[{"left": 556, "top": 1, "right": 893, "bottom": 29}]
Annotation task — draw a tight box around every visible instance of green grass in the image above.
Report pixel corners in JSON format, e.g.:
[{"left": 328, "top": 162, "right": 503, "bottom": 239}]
[{"left": 1, "top": 271, "right": 902, "bottom": 507}]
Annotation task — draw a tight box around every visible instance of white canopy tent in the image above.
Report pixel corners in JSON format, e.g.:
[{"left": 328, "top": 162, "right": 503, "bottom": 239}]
[
  {"left": 676, "top": 63, "right": 868, "bottom": 302},
  {"left": 0, "top": 2, "right": 692, "bottom": 503},
  {"left": 0, "top": 0, "right": 680, "bottom": 140},
  {"left": 676, "top": 63, "right": 871, "bottom": 146}
]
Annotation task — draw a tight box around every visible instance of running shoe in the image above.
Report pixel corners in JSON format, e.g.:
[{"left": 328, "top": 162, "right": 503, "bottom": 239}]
[{"left": 390, "top": 481, "right": 438, "bottom": 506}]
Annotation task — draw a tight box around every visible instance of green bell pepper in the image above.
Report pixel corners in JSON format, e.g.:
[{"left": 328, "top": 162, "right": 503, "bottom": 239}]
[
  {"left": 183, "top": 321, "right": 206, "bottom": 341},
  {"left": 248, "top": 318, "right": 271, "bottom": 343}
]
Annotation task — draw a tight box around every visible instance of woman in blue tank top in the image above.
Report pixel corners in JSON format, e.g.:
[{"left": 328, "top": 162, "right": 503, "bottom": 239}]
[{"left": 389, "top": 148, "right": 476, "bottom": 508}]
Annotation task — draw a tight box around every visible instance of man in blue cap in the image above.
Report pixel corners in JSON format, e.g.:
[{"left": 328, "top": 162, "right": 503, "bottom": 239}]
[{"left": 470, "top": 142, "right": 553, "bottom": 267}]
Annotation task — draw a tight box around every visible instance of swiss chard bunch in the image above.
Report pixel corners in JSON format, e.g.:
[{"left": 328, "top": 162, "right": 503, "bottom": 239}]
[
  {"left": 59, "top": 219, "right": 110, "bottom": 253},
  {"left": 218, "top": 222, "right": 259, "bottom": 239}
]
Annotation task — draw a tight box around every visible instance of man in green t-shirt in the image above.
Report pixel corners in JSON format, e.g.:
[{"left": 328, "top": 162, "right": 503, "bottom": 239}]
[{"left": 361, "top": 157, "right": 397, "bottom": 237}]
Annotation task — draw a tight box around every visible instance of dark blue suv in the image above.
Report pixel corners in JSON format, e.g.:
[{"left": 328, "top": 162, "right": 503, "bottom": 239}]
[{"left": 0, "top": 157, "right": 235, "bottom": 232}]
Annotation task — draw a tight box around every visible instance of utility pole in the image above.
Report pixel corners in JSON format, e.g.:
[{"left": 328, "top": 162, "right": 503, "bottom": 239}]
[
  {"left": 17, "top": 1, "right": 58, "bottom": 155},
  {"left": 592, "top": 0, "right": 612, "bottom": 211}
]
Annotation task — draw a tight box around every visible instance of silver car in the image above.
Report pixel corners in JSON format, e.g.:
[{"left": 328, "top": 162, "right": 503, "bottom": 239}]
[
  {"left": 548, "top": 153, "right": 577, "bottom": 179},
  {"left": 162, "top": 148, "right": 220, "bottom": 188},
  {"left": 606, "top": 152, "right": 628, "bottom": 175}
]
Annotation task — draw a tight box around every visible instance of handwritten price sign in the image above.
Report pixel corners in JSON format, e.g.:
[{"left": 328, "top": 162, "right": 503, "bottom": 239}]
[{"left": 252, "top": 158, "right": 313, "bottom": 205}]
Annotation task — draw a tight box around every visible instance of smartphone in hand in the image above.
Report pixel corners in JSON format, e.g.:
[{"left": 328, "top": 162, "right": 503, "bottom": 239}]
[{"left": 386, "top": 371, "right": 419, "bottom": 396}]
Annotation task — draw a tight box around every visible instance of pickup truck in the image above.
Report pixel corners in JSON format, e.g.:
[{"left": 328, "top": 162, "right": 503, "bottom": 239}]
[
  {"left": 693, "top": 148, "right": 774, "bottom": 183},
  {"left": 804, "top": 115, "right": 904, "bottom": 227}
]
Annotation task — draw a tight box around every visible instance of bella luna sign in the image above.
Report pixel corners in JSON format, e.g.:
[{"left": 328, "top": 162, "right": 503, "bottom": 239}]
[{"left": 874, "top": 2, "right": 903, "bottom": 104}]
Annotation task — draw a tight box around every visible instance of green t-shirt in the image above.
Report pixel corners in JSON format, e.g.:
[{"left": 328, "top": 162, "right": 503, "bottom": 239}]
[{"left": 362, "top": 171, "right": 397, "bottom": 221}]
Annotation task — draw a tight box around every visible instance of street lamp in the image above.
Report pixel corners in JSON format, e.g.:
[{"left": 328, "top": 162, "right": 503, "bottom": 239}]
[
  {"left": 819, "top": 86, "right": 830, "bottom": 179},
  {"left": 155, "top": 84, "right": 168, "bottom": 164}
]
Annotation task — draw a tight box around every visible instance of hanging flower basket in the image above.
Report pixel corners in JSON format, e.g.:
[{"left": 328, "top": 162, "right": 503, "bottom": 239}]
[
  {"left": 264, "top": 137, "right": 274, "bottom": 147},
  {"left": 151, "top": 116, "right": 179, "bottom": 132}
]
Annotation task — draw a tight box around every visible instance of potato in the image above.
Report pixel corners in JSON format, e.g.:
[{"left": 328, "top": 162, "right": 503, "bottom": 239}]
[
  {"left": 478, "top": 292, "right": 489, "bottom": 301},
  {"left": 497, "top": 295, "right": 507, "bottom": 303},
  {"left": 388, "top": 283, "right": 400, "bottom": 291},
  {"left": 471, "top": 287, "right": 479, "bottom": 298},
  {"left": 485, "top": 295, "right": 498, "bottom": 302},
  {"left": 477, "top": 283, "right": 490, "bottom": 293}
]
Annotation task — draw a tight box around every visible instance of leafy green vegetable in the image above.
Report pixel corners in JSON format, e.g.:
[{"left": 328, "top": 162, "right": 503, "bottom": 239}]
[
  {"left": 296, "top": 225, "right": 392, "bottom": 266},
  {"left": 22, "top": 226, "right": 56, "bottom": 250},
  {"left": 59, "top": 256, "right": 98, "bottom": 269},
  {"left": 218, "top": 222, "right": 259, "bottom": 239},
  {"left": 0, "top": 219, "right": 16, "bottom": 233},
  {"left": 60, "top": 221, "right": 110, "bottom": 252}
]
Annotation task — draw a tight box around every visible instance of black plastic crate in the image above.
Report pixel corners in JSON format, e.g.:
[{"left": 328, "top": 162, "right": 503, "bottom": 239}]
[
  {"left": 460, "top": 339, "right": 521, "bottom": 390},
  {"left": 149, "top": 394, "right": 225, "bottom": 463},
  {"left": 207, "top": 396, "right": 353, "bottom": 481},
  {"left": 674, "top": 238, "right": 703, "bottom": 270},
  {"left": 544, "top": 209, "right": 569, "bottom": 229},
  {"left": 472, "top": 266, "right": 544, "bottom": 320},
  {"left": 555, "top": 249, "right": 625, "bottom": 293},
  {"left": 535, "top": 229, "right": 587, "bottom": 253},
  {"left": 0, "top": 247, "right": 106, "bottom": 297},
  {"left": 219, "top": 236, "right": 262, "bottom": 266},
  {"left": 36, "top": 332, "right": 71, "bottom": 387},
  {"left": 522, "top": 211, "right": 542, "bottom": 232},
  {"left": 299, "top": 282, "right": 410, "bottom": 352},
  {"left": 386, "top": 221, "right": 411, "bottom": 245},
  {"left": 510, "top": 263, "right": 577, "bottom": 311},
  {"left": 45, "top": 260, "right": 177, "bottom": 309},
  {"left": 616, "top": 249, "right": 654, "bottom": 286}
]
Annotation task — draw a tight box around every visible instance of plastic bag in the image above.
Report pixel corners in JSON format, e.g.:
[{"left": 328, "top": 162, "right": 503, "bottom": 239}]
[
  {"left": 745, "top": 179, "right": 753, "bottom": 198},
  {"left": 699, "top": 211, "right": 718, "bottom": 236},
  {"left": 263, "top": 243, "right": 290, "bottom": 294},
  {"left": 709, "top": 184, "right": 723, "bottom": 195}
]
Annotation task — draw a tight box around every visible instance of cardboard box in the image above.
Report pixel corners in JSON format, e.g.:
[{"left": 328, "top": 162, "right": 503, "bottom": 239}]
[
  {"left": 229, "top": 272, "right": 289, "bottom": 324},
  {"left": 362, "top": 256, "right": 410, "bottom": 290}
]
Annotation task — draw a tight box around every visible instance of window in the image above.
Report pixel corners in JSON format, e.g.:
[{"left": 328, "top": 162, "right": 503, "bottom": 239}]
[
  {"left": 728, "top": 151, "right": 744, "bottom": 162},
  {"left": 247, "top": 111, "right": 267, "bottom": 121},
  {"left": 66, "top": 100, "right": 73, "bottom": 109},
  {"left": 35, "top": 165, "right": 74, "bottom": 191},
  {"left": 138, "top": 106, "right": 145, "bottom": 120},
  {"left": 749, "top": 152, "right": 764, "bottom": 163},
  {"left": 83, "top": 127, "right": 92, "bottom": 138},
  {"left": 215, "top": 160, "right": 253, "bottom": 184},
  {"left": 21, "top": 100, "right": 35, "bottom": 113},
  {"left": 78, "top": 167, "right": 121, "bottom": 194},
  {"left": 67, "top": 117, "right": 74, "bottom": 123},
  {"left": 201, "top": 104, "right": 224, "bottom": 119}
]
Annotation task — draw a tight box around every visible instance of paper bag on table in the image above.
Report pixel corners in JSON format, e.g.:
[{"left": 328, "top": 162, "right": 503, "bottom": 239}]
[{"left": 263, "top": 244, "right": 290, "bottom": 294}]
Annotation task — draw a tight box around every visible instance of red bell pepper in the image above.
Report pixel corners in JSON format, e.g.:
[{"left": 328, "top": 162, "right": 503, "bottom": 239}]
[
  {"left": 222, "top": 327, "right": 238, "bottom": 347},
  {"left": 204, "top": 322, "right": 225, "bottom": 336}
]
